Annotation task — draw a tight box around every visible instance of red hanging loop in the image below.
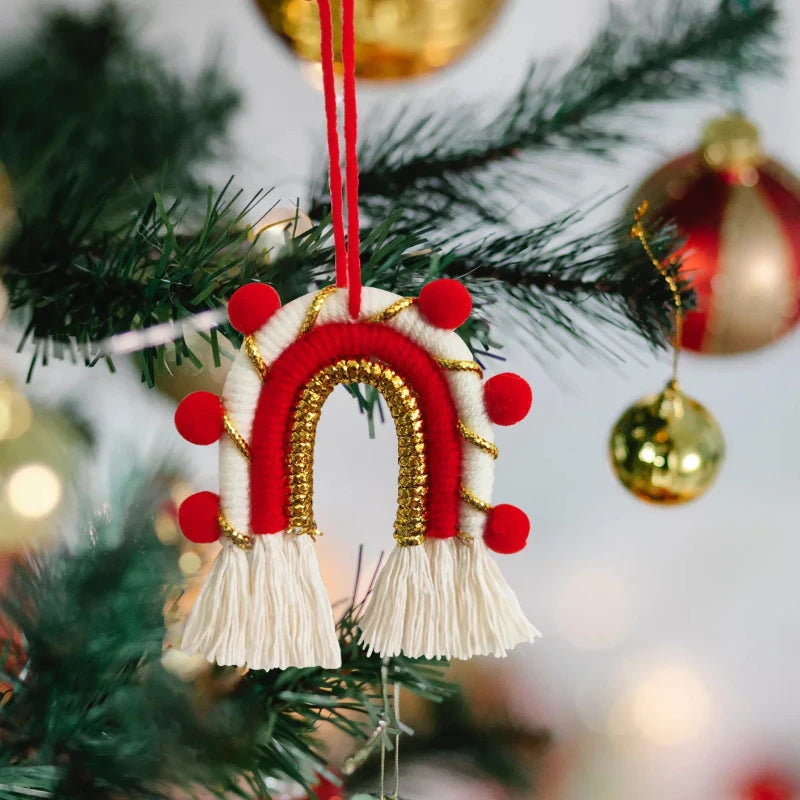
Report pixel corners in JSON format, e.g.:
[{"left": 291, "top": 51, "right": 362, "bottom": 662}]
[
  {"left": 315, "top": 0, "right": 362, "bottom": 317},
  {"left": 341, "top": 0, "right": 362, "bottom": 318},
  {"left": 315, "top": 0, "right": 347, "bottom": 289}
]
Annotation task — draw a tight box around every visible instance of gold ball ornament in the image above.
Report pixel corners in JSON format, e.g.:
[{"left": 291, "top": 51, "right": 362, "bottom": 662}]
[
  {"left": 609, "top": 381, "right": 724, "bottom": 505},
  {"left": 253, "top": 0, "right": 508, "bottom": 80}
]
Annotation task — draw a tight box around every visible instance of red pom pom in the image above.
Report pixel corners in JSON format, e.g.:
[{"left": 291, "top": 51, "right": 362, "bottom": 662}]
[
  {"left": 174, "top": 391, "right": 223, "bottom": 445},
  {"left": 228, "top": 283, "right": 281, "bottom": 334},
  {"left": 484, "top": 373, "right": 532, "bottom": 426},
  {"left": 417, "top": 279, "right": 472, "bottom": 329},
  {"left": 178, "top": 491, "right": 221, "bottom": 544},
  {"left": 484, "top": 504, "right": 530, "bottom": 554}
]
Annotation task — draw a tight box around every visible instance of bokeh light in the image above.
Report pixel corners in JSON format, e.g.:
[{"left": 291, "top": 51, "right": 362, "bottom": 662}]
[{"left": 5, "top": 463, "right": 63, "bottom": 519}]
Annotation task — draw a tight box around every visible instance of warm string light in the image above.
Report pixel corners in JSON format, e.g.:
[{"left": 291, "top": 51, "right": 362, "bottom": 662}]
[{"left": 630, "top": 201, "right": 684, "bottom": 386}]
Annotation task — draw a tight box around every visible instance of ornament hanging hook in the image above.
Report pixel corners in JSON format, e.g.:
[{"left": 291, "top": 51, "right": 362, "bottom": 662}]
[{"left": 630, "top": 201, "right": 684, "bottom": 387}]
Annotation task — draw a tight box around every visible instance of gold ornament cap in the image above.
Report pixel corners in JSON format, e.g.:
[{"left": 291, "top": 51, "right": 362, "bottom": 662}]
[
  {"left": 701, "top": 114, "right": 763, "bottom": 171},
  {"left": 609, "top": 381, "right": 725, "bottom": 505}
]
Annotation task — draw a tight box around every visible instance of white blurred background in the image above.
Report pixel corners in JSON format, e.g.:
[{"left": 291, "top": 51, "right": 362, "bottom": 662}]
[{"left": 2, "top": 1, "right": 800, "bottom": 798}]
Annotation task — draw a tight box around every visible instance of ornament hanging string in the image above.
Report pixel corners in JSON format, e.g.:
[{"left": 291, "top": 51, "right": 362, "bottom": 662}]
[
  {"left": 315, "top": 0, "right": 363, "bottom": 318},
  {"left": 630, "top": 202, "right": 683, "bottom": 386}
]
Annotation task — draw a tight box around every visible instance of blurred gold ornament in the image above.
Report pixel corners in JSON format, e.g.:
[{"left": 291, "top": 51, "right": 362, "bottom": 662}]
[
  {"left": 0, "top": 386, "right": 90, "bottom": 550},
  {"left": 609, "top": 381, "right": 724, "bottom": 504},
  {"left": 151, "top": 208, "right": 311, "bottom": 402},
  {"left": 253, "top": 0, "right": 507, "bottom": 80},
  {"left": 152, "top": 329, "right": 236, "bottom": 403},
  {"left": 250, "top": 206, "right": 314, "bottom": 259},
  {"left": 609, "top": 204, "right": 724, "bottom": 505}
]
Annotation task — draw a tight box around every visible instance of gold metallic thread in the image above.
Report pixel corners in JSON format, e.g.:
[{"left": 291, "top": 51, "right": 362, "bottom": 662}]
[
  {"left": 244, "top": 334, "right": 268, "bottom": 381},
  {"left": 299, "top": 285, "right": 338, "bottom": 336},
  {"left": 457, "top": 420, "right": 499, "bottom": 459},
  {"left": 287, "top": 359, "right": 427, "bottom": 546},
  {"left": 367, "top": 296, "right": 416, "bottom": 323},
  {"left": 218, "top": 513, "right": 253, "bottom": 551},
  {"left": 223, "top": 412, "right": 251, "bottom": 462},
  {"left": 631, "top": 202, "right": 683, "bottom": 385},
  {"left": 435, "top": 358, "right": 483, "bottom": 377},
  {"left": 460, "top": 486, "right": 492, "bottom": 514}
]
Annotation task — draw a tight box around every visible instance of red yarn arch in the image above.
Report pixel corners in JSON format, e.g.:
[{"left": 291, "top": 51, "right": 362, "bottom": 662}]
[{"left": 249, "top": 322, "right": 463, "bottom": 538}]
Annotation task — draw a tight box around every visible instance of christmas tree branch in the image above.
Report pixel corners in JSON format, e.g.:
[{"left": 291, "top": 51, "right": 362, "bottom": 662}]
[
  {"left": 309, "top": 0, "right": 779, "bottom": 223},
  {"left": 0, "top": 474, "right": 455, "bottom": 800},
  {"left": 6, "top": 185, "right": 689, "bottom": 384},
  {"left": 0, "top": 5, "right": 239, "bottom": 221}
]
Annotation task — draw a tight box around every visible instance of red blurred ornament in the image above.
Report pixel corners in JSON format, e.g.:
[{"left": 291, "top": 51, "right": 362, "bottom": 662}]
[
  {"left": 741, "top": 771, "right": 797, "bottom": 800},
  {"left": 632, "top": 114, "right": 800, "bottom": 354}
]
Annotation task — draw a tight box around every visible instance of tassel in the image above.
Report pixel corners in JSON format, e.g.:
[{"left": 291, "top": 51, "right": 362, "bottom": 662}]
[
  {"left": 455, "top": 536, "right": 540, "bottom": 658},
  {"left": 181, "top": 539, "right": 250, "bottom": 667},
  {"left": 423, "top": 538, "right": 463, "bottom": 659},
  {"left": 359, "top": 544, "right": 435, "bottom": 658},
  {"left": 283, "top": 533, "right": 341, "bottom": 668},
  {"left": 247, "top": 533, "right": 340, "bottom": 670}
]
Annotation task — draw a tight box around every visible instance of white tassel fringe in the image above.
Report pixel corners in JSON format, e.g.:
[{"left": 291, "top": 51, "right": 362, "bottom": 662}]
[
  {"left": 455, "top": 536, "right": 540, "bottom": 657},
  {"left": 246, "top": 533, "right": 341, "bottom": 670},
  {"left": 181, "top": 539, "right": 250, "bottom": 667},
  {"left": 359, "top": 544, "right": 435, "bottom": 657},
  {"left": 182, "top": 533, "right": 340, "bottom": 670}
]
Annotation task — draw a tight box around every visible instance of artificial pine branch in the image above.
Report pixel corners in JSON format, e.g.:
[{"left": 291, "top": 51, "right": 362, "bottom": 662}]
[
  {"left": 309, "top": 0, "right": 779, "bottom": 224},
  {"left": 0, "top": 474, "right": 454, "bottom": 800},
  {"left": 1, "top": 0, "right": 777, "bottom": 383}
]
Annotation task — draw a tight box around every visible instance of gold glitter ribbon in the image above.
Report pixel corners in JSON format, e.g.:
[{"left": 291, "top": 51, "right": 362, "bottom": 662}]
[
  {"left": 219, "top": 513, "right": 253, "bottom": 551},
  {"left": 460, "top": 486, "right": 492, "bottom": 514},
  {"left": 631, "top": 202, "right": 683, "bottom": 386},
  {"left": 287, "top": 358, "right": 427, "bottom": 546},
  {"left": 367, "top": 296, "right": 416, "bottom": 323},
  {"left": 244, "top": 334, "right": 268, "bottom": 381},
  {"left": 435, "top": 358, "right": 483, "bottom": 377},
  {"left": 223, "top": 412, "right": 251, "bottom": 462},
  {"left": 299, "top": 285, "right": 338, "bottom": 336},
  {"left": 457, "top": 420, "right": 498, "bottom": 459}
]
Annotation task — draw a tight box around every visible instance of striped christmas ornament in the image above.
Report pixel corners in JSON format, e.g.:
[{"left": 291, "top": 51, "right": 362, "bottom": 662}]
[
  {"left": 632, "top": 115, "right": 800, "bottom": 354},
  {"left": 174, "top": 281, "right": 540, "bottom": 670}
]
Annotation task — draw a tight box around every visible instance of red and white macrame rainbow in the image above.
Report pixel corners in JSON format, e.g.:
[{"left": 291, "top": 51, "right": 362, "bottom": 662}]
[
  {"left": 175, "top": 280, "right": 539, "bottom": 669},
  {"left": 173, "top": 0, "right": 539, "bottom": 670}
]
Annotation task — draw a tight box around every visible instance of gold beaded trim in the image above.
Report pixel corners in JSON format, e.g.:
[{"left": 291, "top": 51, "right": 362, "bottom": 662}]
[
  {"left": 456, "top": 530, "right": 474, "bottom": 543},
  {"left": 367, "top": 296, "right": 416, "bottom": 323},
  {"left": 219, "top": 513, "right": 253, "bottom": 551},
  {"left": 435, "top": 358, "right": 483, "bottom": 377},
  {"left": 223, "top": 412, "right": 251, "bottom": 462},
  {"left": 244, "top": 334, "right": 268, "bottom": 381},
  {"left": 299, "top": 285, "right": 338, "bottom": 336},
  {"left": 457, "top": 421, "right": 499, "bottom": 460},
  {"left": 460, "top": 486, "right": 492, "bottom": 514},
  {"left": 287, "top": 358, "right": 427, "bottom": 546}
]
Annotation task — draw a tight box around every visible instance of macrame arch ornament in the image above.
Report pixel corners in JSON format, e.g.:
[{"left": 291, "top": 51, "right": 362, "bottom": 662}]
[{"left": 173, "top": 0, "right": 540, "bottom": 670}]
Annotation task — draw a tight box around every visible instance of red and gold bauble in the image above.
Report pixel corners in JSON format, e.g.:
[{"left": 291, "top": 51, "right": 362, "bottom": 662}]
[{"left": 631, "top": 115, "right": 800, "bottom": 354}]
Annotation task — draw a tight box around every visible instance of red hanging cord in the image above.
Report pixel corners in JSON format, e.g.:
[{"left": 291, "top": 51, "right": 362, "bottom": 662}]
[
  {"left": 340, "top": 0, "right": 362, "bottom": 318},
  {"left": 315, "top": 0, "right": 362, "bottom": 317},
  {"left": 315, "top": 0, "right": 347, "bottom": 289}
]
